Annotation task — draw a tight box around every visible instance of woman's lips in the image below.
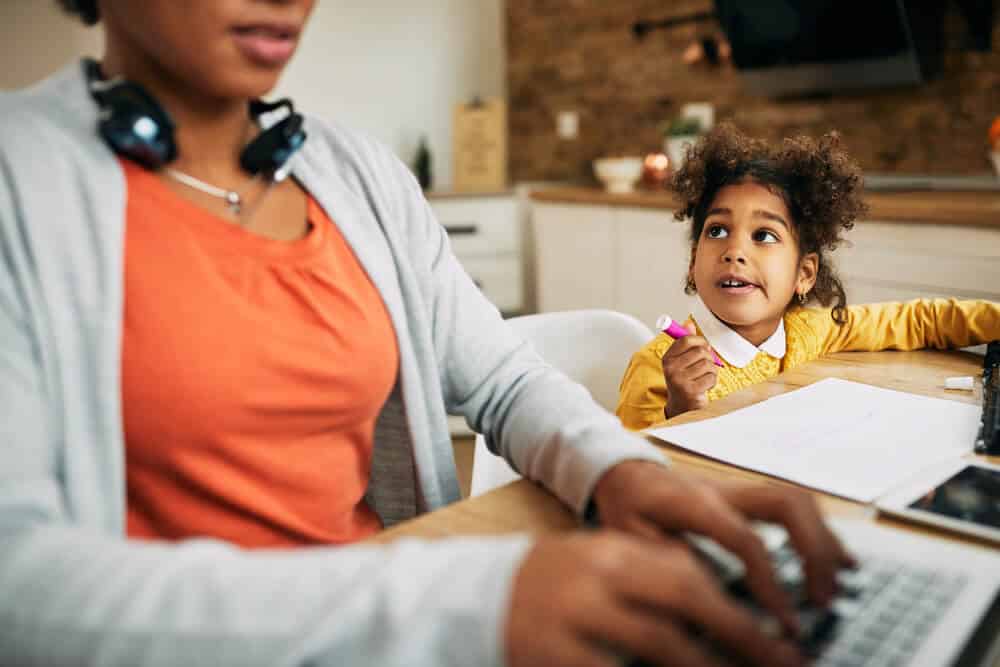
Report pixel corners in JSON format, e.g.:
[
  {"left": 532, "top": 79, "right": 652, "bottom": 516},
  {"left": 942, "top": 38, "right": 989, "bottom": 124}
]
[{"left": 231, "top": 27, "right": 298, "bottom": 66}]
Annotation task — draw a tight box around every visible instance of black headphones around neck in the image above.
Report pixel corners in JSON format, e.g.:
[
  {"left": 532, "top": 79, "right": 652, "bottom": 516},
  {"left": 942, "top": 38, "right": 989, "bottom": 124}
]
[{"left": 83, "top": 58, "right": 307, "bottom": 177}]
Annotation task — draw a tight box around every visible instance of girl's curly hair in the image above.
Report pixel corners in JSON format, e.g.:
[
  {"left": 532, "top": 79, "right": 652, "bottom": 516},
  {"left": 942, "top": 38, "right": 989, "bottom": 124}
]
[
  {"left": 56, "top": 0, "right": 100, "bottom": 26},
  {"left": 671, "top": 123, "right": 867, "bottom": 324}
]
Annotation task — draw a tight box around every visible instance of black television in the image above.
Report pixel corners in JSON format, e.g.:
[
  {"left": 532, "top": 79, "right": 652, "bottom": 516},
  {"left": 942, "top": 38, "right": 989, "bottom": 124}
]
[{"left": 713, "top": 0, "right": 943, "bottom": 97}]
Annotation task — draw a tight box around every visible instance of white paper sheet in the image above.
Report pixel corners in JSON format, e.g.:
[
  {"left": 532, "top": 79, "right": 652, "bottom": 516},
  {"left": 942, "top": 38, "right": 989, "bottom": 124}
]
[{"left": 646, "top": 378, "right": 981, "bottom": 502}]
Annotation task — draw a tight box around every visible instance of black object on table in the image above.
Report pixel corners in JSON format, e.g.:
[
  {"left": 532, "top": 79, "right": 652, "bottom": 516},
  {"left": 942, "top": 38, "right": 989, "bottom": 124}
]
[{"left": 975, "top": 341, "right": 1000, "bottom": 455}]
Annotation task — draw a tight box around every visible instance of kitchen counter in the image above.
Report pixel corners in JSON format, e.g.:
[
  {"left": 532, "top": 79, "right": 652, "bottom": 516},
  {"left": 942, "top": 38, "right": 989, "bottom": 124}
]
[
  {"left": 426, "top": 188, "right": 515, "bottom": 199},
  {"left": 530, "top": 186, "right": 1000, "bottom": 228}
]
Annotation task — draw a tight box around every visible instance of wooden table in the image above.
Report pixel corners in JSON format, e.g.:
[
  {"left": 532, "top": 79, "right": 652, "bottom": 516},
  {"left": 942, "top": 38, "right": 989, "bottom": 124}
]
[{"left": 371, "top": 349, "right": 997, "bottom": 547}]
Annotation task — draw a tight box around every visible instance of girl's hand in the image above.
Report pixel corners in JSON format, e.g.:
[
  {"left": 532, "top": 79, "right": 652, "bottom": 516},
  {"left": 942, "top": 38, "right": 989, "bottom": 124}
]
[{"left": 662, "top": 323, "right": 719, "bottom": 418}]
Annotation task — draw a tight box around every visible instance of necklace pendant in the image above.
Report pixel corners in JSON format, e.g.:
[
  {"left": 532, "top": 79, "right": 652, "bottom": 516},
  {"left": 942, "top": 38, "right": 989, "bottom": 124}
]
[
  {"left": 225, "top": 190, "right": 242, "bottom": 215},
  {"left": 163, "top": 168, "right": 251, "bottom": 218}
]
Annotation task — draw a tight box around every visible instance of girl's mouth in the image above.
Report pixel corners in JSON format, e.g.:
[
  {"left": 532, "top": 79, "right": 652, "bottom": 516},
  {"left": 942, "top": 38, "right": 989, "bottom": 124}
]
[{"left": 717, "top": 278, "right": 759, "bottom": 295}]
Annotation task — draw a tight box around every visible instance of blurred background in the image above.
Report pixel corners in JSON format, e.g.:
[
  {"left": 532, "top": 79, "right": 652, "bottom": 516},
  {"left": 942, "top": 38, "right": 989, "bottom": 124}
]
[
  {"left": 5, "top": 1, "right": 998, "bottom": 184},
  {"left": 3, "top": 0, "right": 999, "bottom": 451},
  {"left": 508, "top": 0, "right": 999, "bottom": 181},
  {"left": 2, "top": 0, "right": 998, "bottom": 329}
]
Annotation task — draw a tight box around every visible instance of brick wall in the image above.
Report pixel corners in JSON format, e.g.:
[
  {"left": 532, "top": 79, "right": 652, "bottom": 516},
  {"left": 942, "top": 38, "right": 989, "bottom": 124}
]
[{"left": 506, "top": 1, "right": 1000, "bottom": 183}]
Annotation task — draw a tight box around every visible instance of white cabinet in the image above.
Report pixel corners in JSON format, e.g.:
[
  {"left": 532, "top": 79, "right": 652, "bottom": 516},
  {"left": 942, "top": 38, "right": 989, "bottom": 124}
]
[
  {"left": 429, "top": 193, "right": 526, "bottom": 315},
  {"left": 835, "top": 221, "right": 1000, "bottom": 304},
  {"left": 532, "top": 204, "right": 616, "bottom": 312},
  {"left": 614, "top": 207, "right": 696, "bottom": 329},
  {"left": 533, "top": 202, "right": 695, "bottom": 329},
  {"left": 533, "top": 200, "right": 1000, "bottom": 328}
]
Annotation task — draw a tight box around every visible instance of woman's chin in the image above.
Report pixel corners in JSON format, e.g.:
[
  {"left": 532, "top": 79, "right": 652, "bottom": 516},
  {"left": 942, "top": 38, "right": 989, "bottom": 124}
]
[{"left": 191, "top": 65, "right": 287, "bottom": 101}]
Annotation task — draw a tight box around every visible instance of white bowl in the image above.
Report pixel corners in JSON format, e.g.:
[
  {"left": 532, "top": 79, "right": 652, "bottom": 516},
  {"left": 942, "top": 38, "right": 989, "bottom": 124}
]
[
  {"left": 664, "top": 134, "right": 699, "bottom": 171},
  {"left": 593, "top": 157, "right": 643, "bottom": 193},
  {"left": 991, "top": 151, "right": 1000, "bottom": 179}
]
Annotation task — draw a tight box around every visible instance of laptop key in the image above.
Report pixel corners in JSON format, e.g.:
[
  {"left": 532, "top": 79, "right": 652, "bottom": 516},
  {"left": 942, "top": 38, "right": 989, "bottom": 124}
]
[
  {"left": 831, "top": 598, "right": 863, "bottom": 619},
  {"left": 802, "top": 609, "right": 840, "bottom": 655}
]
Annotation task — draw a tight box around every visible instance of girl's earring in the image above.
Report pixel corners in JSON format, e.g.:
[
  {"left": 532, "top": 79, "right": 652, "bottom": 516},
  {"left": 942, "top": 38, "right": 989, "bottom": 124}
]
[
  {"left": 684, "top": 275, "right": 697, "bottom": 295},
  {"left": 797, "top": 291, "right": 808, "bottom": 305}
]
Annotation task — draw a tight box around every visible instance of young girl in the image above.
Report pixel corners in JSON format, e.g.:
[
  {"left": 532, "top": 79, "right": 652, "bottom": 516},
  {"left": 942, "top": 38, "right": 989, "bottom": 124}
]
[{"left": 616, "top": 124, "right": 1000, "bottom": 430}]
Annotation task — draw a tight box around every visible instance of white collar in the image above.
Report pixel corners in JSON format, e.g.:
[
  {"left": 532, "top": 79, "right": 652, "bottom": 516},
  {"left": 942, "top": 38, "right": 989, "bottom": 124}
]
[{"left": 690, "top": 298, "right": 786, "bottom": 368}]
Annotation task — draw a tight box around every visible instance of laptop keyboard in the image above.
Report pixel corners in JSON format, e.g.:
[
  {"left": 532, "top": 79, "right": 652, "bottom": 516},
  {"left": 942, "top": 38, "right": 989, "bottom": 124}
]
[
  {"left": 780, "top": 543, "right": 966, "bottom": 666},
  {"left": 686, "top": 526, "right": 969, "bottom": 667}
]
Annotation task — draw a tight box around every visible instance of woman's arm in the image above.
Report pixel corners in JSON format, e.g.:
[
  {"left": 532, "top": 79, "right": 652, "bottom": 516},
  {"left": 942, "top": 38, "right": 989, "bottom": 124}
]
[{"left": 380, "top": 154, "right": 667, "bottom": 515}]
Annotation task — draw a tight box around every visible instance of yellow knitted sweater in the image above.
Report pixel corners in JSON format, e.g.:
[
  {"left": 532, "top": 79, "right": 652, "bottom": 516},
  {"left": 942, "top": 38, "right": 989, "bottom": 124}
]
[{"left": 615, "top": 298, "right": 1000, "bottom": 430}]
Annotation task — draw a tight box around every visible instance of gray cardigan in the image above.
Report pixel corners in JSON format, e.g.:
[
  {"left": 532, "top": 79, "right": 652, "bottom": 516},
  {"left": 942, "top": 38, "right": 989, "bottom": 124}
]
[{"left": 0, "top": 62, "right": 665, "bottom": 666}]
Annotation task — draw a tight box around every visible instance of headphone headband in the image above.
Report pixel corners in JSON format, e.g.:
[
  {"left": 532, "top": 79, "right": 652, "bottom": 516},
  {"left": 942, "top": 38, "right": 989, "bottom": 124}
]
[{"left": 83, "top": 58, "right": 307, "bottom": 176}]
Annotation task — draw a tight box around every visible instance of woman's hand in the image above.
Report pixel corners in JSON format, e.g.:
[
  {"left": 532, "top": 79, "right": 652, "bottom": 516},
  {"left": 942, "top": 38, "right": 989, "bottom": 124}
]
[
  {"left": 506, "top": 530, "right": 806, "bottom": 667},
  {"left": 505, "top": 462, "right": 855, "bottom": 666},
  {"left": 661, "top": 323, "right": 719, "bottom": 418},
  {"left": 591, "top": 462, "right": 855, "bottom": 631}
]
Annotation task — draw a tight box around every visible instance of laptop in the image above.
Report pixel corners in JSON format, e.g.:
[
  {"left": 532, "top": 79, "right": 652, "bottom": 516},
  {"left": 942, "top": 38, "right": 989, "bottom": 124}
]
[{"left": 684, "top": 518, "right": 1000, "bottom": 667}]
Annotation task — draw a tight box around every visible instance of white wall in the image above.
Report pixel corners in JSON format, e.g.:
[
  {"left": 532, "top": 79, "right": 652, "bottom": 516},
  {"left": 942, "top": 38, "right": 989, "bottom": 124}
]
[
  {"left": 276, "top": 1, "right": 506, "bottom": 189},
  {"left": 0, "top": 0, "right": 103, "bottom": 90},
  {"left": 0, "top": 1, "right": 506, "bottom": 190}
]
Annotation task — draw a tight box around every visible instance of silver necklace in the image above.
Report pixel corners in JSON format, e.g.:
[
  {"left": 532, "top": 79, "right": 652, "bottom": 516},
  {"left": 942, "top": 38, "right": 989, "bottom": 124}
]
[{"left": 164, "top": 168, "right": 253, "bottom": 216}]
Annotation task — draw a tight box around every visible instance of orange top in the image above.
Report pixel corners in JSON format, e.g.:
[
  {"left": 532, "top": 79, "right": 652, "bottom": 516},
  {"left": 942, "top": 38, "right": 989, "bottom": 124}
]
[{"left": 121, "top": 160, "right": 398, "bottom": 547}]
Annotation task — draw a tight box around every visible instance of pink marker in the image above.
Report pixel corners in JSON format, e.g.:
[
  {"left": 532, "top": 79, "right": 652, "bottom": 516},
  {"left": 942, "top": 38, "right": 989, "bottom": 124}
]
[{"left": 655, "top": 314, "right": 724, "bottom": 367}]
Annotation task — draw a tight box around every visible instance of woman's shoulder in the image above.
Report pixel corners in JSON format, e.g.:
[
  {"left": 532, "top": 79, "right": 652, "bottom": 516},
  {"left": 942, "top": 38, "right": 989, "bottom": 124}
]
[
  {"left": 296, "top": 115, "right": 433, "bottom": 242},
  {"left": 299, "top": 114, "right": 405, "bottom": 179},
  {"left": 298, "top": 114, "right": 420, "bottom": 197},
  {"left": 0, "top": 61, "right": 104, "bottom": 160}
]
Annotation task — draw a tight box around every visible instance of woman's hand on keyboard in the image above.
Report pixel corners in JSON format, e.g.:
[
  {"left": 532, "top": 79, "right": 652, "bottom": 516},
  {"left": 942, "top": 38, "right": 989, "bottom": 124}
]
[
  {"left": 506, "top": 530, "right": 806, "bottom": 667},
  {"left": 590, "top": 462, "right": 856, "bottom": 634},
  {"left": 706, "top": 476, "right": 858, "bottom": 605}
]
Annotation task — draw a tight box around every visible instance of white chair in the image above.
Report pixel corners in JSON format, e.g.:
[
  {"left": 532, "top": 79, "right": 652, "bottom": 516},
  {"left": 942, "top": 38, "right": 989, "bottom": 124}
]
[{"left": 469, "top": 309, "right": 655, "bottom": 496}]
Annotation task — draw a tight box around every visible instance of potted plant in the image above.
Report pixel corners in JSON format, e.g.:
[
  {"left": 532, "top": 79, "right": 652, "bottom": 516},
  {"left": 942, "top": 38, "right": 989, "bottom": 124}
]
[{"left": 661, "top": 116, "right": 703, "bottom": 172}]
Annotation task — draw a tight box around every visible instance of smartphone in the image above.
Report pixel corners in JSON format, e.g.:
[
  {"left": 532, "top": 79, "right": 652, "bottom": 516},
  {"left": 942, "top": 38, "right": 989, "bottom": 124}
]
[{"left": 876, "top": 458, "right": 1000, "bottom": 545}]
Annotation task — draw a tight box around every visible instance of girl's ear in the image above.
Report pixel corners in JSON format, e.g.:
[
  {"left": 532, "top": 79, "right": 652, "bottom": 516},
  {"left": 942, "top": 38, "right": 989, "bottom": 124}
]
[
  {"left": 685, "top": 246, "right": 698, "bottom": 294},
  {"left": 797, "top": 252, "right": 819, "bottom": 295}
]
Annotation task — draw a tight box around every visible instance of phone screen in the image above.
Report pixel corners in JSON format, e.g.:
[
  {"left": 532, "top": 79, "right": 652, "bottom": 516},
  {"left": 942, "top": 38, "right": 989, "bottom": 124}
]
[{"left": 908, "top": 466, "right": 1000, "bottom": 529}]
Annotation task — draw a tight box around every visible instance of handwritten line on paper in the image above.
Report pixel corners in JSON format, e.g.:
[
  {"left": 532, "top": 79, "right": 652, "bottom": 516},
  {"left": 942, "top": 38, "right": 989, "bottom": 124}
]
[{"left": 645, "top": 378, "right": 981, "bottom": 503}]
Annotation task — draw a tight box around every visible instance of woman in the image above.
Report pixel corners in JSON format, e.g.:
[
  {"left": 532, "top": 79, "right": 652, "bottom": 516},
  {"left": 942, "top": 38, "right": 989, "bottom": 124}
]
[{"left": 0, "top": 1, "right": 849, "bottom": 665}]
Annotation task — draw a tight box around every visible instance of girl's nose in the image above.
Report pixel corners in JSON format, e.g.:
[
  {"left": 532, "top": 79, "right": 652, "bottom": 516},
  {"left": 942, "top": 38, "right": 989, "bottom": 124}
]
[{"left": 722, "top": 247, "right": 747, "bottom": 264}]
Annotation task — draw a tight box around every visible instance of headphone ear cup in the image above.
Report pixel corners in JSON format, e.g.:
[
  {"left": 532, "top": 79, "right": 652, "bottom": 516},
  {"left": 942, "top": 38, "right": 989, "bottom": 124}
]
[
  {"left": 95, "top": 81, "right": 177, "bottom": 169},
  {"left": 86, "top": 59, "right": 305, "bottom": 175},
  {"left": 239, "top": 113, "right": 307, "bottom": 176}
]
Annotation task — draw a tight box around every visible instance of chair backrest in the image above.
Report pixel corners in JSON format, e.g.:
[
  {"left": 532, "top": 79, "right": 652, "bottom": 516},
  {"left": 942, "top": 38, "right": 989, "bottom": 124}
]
[{"left": 469, "top": 309, "right": 655, "bottom": 496}]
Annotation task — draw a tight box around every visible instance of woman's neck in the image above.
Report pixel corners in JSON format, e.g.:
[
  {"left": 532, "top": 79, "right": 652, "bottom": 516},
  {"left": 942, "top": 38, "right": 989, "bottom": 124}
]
[{"left": 100, "top": 45, "right": 256, "bottom": 185}]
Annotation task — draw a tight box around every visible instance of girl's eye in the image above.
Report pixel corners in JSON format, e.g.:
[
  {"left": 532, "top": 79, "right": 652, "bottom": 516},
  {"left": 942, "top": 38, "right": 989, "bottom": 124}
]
[
  {"left": 753, "top": 229, "right": 779, "bottom": 243},
  {"left": 706, "top": 225, "right": 728, "bottom": 239}
]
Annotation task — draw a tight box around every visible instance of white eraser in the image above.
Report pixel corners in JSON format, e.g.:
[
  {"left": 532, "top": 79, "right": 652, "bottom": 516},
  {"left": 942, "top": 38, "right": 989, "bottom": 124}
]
[{"left": 944, "top": 376, "right": 975, "bottom": 391}]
